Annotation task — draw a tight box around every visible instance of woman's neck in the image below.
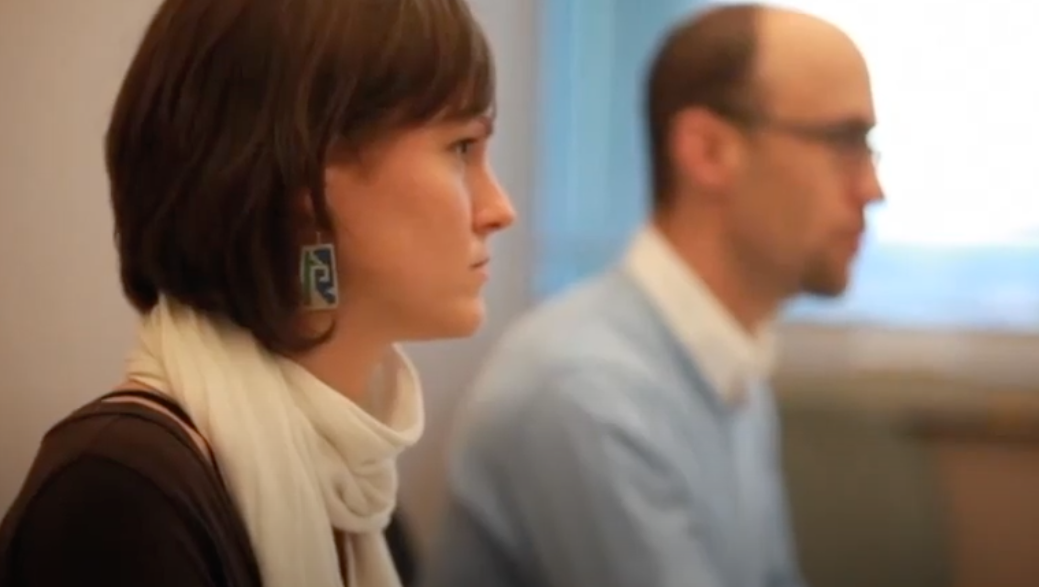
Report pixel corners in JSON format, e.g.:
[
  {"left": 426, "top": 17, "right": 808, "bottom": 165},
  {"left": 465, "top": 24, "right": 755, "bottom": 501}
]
[
  {"left": 292, "top": 308, "right": 396, "bottom": 407},
  {"left": 294, "top": 338, "right": 390, "bottom": 407}
]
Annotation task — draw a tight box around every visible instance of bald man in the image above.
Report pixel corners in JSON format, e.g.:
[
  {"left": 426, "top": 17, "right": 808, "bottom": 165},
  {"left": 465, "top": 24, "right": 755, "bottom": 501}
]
[{"left": 424, "top": 5, "right": 882, "bottom": 587}]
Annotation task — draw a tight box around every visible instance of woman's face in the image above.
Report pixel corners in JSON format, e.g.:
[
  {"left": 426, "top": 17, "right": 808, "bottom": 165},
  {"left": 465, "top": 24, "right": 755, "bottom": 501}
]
[{"left": 322, "top": 115, "right": 515, "bottom": 342}]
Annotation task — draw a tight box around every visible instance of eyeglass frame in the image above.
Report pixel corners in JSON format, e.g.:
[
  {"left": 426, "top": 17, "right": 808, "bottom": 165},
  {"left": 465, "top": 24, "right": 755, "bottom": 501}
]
[{"left": 708, "top": 104, "right": 880, "bottom": 172}]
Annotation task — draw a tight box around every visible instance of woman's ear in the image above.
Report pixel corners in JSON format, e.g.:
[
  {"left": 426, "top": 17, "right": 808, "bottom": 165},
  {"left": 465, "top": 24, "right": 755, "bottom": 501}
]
[{"left": 295, "top": 172, "right": 339, "bottom": 234}]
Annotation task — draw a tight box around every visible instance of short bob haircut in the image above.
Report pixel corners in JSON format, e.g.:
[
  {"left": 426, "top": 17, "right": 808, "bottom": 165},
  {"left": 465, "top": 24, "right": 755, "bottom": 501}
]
[{"left": 107, "top": 0, "right": 494, "bottom": 353}]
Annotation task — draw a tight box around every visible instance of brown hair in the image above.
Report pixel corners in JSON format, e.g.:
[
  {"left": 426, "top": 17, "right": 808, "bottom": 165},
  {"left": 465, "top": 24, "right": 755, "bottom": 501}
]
[
  {"left": 645, "top": 3, "right": 762, "bottom": 210},
  {"left": 107, "top": 0, "right": 494, "bottom": 353}
]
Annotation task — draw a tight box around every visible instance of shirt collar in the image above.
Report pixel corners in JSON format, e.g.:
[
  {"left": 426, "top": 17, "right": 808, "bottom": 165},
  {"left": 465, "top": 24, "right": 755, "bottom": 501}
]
[{"left": 623, "top": 225, "right": 777, "bottom": 405}]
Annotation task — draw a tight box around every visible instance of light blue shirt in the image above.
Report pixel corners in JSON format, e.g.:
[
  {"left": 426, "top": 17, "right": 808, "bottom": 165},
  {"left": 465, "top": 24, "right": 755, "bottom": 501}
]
[{"left": 424, "top": 231, "right": 807, "bottom": 587}]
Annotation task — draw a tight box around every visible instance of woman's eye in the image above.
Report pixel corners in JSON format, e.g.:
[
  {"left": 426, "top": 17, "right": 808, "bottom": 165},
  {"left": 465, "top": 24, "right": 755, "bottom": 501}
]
[{"left": 452, "top": 139, "right": 477, "bottom": 157}]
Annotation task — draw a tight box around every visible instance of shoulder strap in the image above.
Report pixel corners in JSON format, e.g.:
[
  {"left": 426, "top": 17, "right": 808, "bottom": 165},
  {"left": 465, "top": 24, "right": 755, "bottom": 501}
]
[
  {"left": 97, "top": 389, "right": 219, "bottom": 471},
  {"left": 98, "top": 389, "right": 200, "bottom": 433}
]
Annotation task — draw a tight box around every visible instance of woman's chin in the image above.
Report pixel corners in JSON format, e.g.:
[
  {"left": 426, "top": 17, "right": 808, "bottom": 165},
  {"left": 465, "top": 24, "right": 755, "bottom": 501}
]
[{"left": 407, "top": 298, "right": 486, "bottom": 341}]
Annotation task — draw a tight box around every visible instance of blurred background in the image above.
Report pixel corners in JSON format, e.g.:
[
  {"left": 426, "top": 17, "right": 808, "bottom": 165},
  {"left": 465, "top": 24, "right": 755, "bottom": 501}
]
[{"left": 2, "top": 1, "right": 1038, "bottom": 586}]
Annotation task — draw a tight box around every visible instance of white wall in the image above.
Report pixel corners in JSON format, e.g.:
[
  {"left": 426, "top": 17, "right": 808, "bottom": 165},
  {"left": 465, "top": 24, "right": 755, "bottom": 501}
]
[
  {"left": 0, "top": 0, "right": 538, "bottom": 550},
  {"left": 0, "top": 0, "right": 156, "bottom": 506}
]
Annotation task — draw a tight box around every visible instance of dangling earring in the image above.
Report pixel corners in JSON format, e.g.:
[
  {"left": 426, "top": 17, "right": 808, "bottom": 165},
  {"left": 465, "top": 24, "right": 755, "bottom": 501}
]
[{"left": 300, "top": 236, "right": 339, "bottom": 311}]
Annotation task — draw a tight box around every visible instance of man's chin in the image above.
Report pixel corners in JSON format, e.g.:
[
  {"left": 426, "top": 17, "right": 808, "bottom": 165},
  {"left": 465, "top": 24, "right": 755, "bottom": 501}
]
[{"left": 801, "top": 270, "right": 852, "bottom": 299}]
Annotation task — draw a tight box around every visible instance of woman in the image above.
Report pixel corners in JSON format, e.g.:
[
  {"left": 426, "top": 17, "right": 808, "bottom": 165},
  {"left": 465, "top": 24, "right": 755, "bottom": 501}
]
[{"left": 0, "top": 0, "right": 514, "bottom": 586}]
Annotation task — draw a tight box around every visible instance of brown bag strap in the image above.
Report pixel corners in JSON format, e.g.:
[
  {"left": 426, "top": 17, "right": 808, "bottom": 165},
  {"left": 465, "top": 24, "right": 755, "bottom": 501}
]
[{"left": 98, "top": 389, "right": 218, "bottom": 468}]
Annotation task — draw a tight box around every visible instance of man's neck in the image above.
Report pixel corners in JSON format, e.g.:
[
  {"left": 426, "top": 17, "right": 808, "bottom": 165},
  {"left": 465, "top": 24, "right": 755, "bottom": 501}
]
[{"left": 653, "top": 215, "right": 782, "bottom": 334}]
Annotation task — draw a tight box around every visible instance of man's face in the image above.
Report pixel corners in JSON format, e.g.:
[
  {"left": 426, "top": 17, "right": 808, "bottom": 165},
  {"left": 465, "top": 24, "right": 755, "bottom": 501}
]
[{"left": 727, "top": 14, "right": 884, "bottom": 299}]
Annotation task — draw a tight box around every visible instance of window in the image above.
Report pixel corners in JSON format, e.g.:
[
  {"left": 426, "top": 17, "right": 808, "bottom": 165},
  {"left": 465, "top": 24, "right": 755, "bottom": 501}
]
[
  {"left": 533, "top": 0, "right": 689, "bottom": 295},
  {"left": 534, "top": 0, "right": 1039, "bottom": 334}
]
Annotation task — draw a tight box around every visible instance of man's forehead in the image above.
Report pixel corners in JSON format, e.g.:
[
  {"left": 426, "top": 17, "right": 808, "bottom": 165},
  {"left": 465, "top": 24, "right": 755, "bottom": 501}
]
[{"left": 753, "top": 9, "right": 875, "bottom": 123}]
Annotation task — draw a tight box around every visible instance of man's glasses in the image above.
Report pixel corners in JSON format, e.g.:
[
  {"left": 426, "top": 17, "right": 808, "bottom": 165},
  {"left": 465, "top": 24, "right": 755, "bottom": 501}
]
[{"left": 713, "top": 106, "right": 879, "bottom": 172}]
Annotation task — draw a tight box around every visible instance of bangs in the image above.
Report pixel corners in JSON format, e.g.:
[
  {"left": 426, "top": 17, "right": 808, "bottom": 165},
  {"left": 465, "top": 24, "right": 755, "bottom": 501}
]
[{"left": 344, "top": 0, "right": 495, "bottom": 135}]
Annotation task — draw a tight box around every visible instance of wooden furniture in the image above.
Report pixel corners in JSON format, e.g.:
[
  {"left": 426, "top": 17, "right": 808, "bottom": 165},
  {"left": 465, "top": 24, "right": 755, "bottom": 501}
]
[
  {"left": 909, "top": 394, "right": 1039, "bottom": 587},
  {"left": 778, "top": 378, "right": 1039, "bottom": 587}
]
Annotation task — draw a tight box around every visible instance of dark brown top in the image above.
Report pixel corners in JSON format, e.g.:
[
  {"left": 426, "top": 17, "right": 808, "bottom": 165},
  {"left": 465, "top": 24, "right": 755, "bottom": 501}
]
[
  {"left": 0, "top": 391, "right": 264, "bottom": 587},
  {"left": 0, "top": 391, "right": 420, "bottom": 587}
]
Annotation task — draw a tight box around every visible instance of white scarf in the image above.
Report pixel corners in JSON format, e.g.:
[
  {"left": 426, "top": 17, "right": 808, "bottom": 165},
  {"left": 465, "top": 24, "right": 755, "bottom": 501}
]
[{"left": 124, "top": 296, "right": 424, "bottom": 587}]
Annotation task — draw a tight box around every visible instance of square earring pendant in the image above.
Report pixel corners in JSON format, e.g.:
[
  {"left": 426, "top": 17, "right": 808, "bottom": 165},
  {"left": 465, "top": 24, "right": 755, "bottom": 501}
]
[{"left": 300, "top": 243, "right": 339, "bottom": 310}]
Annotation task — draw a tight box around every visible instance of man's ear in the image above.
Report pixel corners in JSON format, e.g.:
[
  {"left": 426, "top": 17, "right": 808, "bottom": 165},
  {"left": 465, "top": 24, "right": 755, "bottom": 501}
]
[{"left": 670, "top": 107, "right": 742, "bottom": 197}]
